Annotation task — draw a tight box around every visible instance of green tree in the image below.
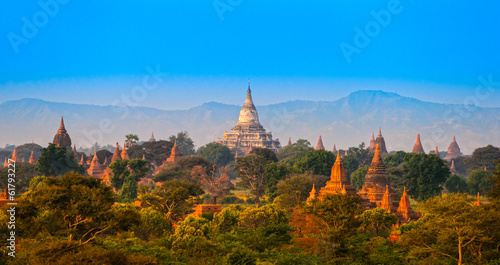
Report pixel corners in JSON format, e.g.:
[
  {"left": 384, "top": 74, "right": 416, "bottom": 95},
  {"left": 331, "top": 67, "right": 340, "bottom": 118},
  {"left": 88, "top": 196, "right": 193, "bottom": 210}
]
[
  {"left": 139, "top": 179, "right": 204, "bottom": 223},
  {"left": 249, "top": 147, "right": 278, "bottom": 163},
  {"left": 467, "top": 169, "right": 492, "bottom": 195},
  {"left": 273, "top": 173, "right": 314, "bottom": 208},
  {"left": 399, "top": 193, "right": 500, "bottom": 265},
  {"left": 358, "top": 208, "right": 398, "bottom": 237},
  {"left": 234, "top": 154, "right": 271, "bottom": 205},
  {"left": 464, "top": 145, "right": 500, "bottom": 172},
  {"left": 402, "top": 153, "right": 450, "bottom": 202},
  {"left": 445, "top": 175, "right": 468, "bottom": 193},
  {"left": 127, "top": 140, "right": 174, "bottom": 165},
  {"left": 133, "top": 207, "right": 172, "bottom": 241},
  {"left": 347, "top": 142, "right": 373, "bottom": 166},
  {"left": 155, "top": 156, "right": 211, "bottom": 182},
  {"left": 16, "top": 173, "right": 115, "bottom": 242},
  {"left": 342, "top": 154, "right": 359, "bottom": 181},
  {"left": 169, "top": 131, "right": 195, "bottom": 155},
  {"left": 294, "top": 149, "right": 335, "bottom": 176},
  {"left": 350, "top": 165, "right": 369, "bottom": 191},
  {"left": 264, "top": 162, "right": 297, "bottom": 201},
  {"left": 0, "top": 162, "right": 37, "bottom": 194},
  {"left": 197, "top": 142, "right": 233, "bottom": 166},
  {"left": 488, "top": 162, "right": 500, "bottom": 200},
  {"left": 35, "top": 143, "right": 85, "bottom": 176},
  {"left": 109, "top": 159, "right": 130, "bottom": 190},
  {"left": 125, "top": 134, "right": 139, "bottom": 147},
  {"left": 277, "top": 139, "right": 314, "bottom": 165},
  {"left": 383, "top": 150, "right": 406, "bottom": 168},
  {"left": 296, "top": 194, "right": 364, "bottom": 257}
]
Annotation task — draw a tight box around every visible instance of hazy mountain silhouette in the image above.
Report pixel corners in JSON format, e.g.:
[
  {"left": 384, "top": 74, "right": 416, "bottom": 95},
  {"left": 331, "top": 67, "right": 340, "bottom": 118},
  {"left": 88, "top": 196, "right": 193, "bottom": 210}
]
[{"left": 1, "top": 90, "right": 498, "bottom": 154}]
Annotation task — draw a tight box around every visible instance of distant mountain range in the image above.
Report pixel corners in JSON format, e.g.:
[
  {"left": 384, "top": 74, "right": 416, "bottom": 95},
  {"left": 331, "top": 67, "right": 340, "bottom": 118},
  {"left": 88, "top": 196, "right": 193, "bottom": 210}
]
[{"left": 1, "top": 90, "right": 499, "bottom": 154}]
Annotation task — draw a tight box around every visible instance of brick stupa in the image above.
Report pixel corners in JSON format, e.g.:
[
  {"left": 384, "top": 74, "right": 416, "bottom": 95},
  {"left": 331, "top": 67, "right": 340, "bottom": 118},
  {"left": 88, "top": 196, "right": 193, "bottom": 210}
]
[
  {"left": 359, "top": 144, "right": 398, "bottom": 209},
  {"left": 310, "top": 150, "right": 358, "bottom": 199},
  {"left": 370, "top": 128, "right": 388, "bottom": 154},
  {"left": 412, "top": 134, "right": 425, "bottom": 154},
  {"left": 53, "top": 116, "right": 72, "bottom": 151},
  {"left": 29, "top": 150, "right": 36, "bottom": 164},
  {"left": 166, "top": 140, "right": 182, "bottom": 163},
  {"left": 434, "top": 146, "right": 440, "bottom": 156},
  {"left": 444, "top": 136, "right": 463, "bottom": 160},
  {"left": 111, "top": 142, "right": 122, "bottom": 163},
  {"left": 332, "top": 144, "right": 337, "bottom": 153},
  {"left": 121, "top": 143, "right": 130, "bottom": 160},
  {"left": 369, "top": 132, "right": 376, "bottom": 153},
  {"left": 397, "top": 187, "right": 417, "bottom": 220},
  {"left": 315, "top": 135, "right": 325, "bottom": 150},
  {"left": 87, "top": 149, "right": 104, "bottom": 177}
]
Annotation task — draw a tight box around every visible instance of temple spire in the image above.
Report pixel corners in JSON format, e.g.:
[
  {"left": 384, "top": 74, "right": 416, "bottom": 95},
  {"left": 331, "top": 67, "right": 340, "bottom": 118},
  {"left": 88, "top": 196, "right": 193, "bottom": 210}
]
[
  {"left": 121, "top": 143, "right": 130, "bottom": 160},
  {"left": 11, "top": 146, "right": 18, "bottom": 162},
  {"left": 149, "top": 131, "right": 156, "bottom": 142},
  {"left": 434, "top": 146, "right": 440, "bottom": 156},
  {"left": 474, "top": 192, "right": 481, "bottom": 206},
  {"left": 287, "top": 137, "right": 292, "bottom": 147},
  {"left": 412, "top": 133, "right": 425, "bottom": 153},
  {"left": 59, "top": 116, "right": 66, "bottom": 132},
  {"left": 166, "top": 140, "right": 182, "bottom": 162},
  {"left": 87, "top": 148, "right": 104, "bottom": 177},
  {"left": 381, "top": 185, "right": 393, "bottom": 212},
  {"left": 315, "top": 135, "right": 325, "bottom": 150},
  {"left": 450, "top": 160, "right": 457, "bottom": 175},
  {"left": 29, "top": 150, "right": 36, "bottom": 164},
  {"left": 112, "top": 142, "right": 122, "bottom": 163},
  {"left": 372, "top": 127, "right": 387, "bottom": 153},
  {"left": 53, "top": 116, "right": 72, "bottom": 150},
  {"left": 332, "top": 144, "right": 337, "bottom": 153}
]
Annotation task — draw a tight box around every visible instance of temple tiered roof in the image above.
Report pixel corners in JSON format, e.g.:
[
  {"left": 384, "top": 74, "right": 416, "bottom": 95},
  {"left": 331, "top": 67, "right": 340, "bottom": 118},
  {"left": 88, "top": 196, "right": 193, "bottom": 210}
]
[
  {"left": 216, "top": 83, "right": 281, "bottom": 154},
  {"left": 53, "top": 116, "right": 72, "bottom": 150},
  {"left": 87, "top": 149, "right": 104, "bottom": 177}
]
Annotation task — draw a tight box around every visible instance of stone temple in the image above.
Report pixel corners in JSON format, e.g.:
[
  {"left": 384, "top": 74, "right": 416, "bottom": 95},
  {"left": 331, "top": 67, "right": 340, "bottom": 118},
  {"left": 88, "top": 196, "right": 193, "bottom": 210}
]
[{"left": 217, "top": 83, "right": 281, "bottom": 154}]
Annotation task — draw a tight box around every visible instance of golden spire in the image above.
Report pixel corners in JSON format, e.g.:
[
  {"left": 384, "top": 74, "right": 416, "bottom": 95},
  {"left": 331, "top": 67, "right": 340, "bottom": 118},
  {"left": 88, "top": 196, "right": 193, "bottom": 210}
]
[
  {"left": 87, "top": 148, "right": 104, "bottom": 177},
  {"left": 11, "top": 146, "right": 18, "bottom": 162},
  {"left": 474, "top": 192, "right": 481, "bottom": 206},
  {"left": 381, "top": 184, "right": 393, "bottom": 212},
  {"left": 166, "top": 140, "right": 182, "bottom": 163},
  {"left": 29, "top": 150, "right": 36, "bottom": 164},
  {"left": 121, "top": 143, "right": 130, "bottom": 160}
]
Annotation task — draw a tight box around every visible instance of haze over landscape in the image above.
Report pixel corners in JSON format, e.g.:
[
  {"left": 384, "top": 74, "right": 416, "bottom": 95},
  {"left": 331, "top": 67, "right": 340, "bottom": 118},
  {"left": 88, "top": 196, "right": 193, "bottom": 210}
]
[{"left": 1, "top": 90, "right": 498, "bottom": 154}]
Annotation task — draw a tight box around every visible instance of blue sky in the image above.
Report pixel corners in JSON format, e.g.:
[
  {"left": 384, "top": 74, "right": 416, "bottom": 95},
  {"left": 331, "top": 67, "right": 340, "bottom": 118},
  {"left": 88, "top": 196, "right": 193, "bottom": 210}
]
[{"left": 1, "top": 1, "right": 499, "bottom": 109}]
